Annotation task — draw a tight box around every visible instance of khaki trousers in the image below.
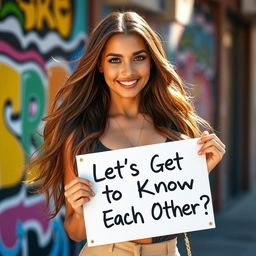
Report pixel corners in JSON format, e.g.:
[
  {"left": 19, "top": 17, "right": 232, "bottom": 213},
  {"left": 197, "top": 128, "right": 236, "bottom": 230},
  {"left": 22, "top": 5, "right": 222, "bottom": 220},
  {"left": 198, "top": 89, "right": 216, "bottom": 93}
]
[{"left": 79, "top": 238, "right": 180, "bottom": 256}]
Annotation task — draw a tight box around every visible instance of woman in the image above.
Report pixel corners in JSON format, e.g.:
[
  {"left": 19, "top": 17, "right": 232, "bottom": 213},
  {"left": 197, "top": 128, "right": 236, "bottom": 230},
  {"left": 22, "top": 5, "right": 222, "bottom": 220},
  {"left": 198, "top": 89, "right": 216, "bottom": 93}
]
[{"left": 29, "top": 11, "right": 225, "bottom": 256}]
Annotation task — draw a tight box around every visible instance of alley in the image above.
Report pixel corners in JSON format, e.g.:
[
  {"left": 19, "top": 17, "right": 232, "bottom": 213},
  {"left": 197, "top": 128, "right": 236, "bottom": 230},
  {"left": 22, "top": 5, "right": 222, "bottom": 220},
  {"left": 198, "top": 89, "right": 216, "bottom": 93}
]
[{"left": 178, "top": 188, "right": 256, "bottom": 256}]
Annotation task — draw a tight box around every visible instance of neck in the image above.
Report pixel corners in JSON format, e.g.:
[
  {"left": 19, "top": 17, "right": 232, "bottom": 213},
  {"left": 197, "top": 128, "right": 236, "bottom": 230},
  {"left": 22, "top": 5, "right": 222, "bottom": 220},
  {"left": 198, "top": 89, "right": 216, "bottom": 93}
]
[{"left": 109, "top": 95, "right": 141, "bottom": 118}]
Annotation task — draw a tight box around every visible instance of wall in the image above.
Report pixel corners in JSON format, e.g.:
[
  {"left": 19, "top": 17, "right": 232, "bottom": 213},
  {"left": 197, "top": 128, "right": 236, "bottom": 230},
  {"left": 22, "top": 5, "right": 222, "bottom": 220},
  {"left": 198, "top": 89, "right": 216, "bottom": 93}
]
[
  {"left": 174, "top": 3, "right": 216, "bottom": 124},
  {"left": 0, "top": 0, "right": 87, "bottom": 255},
  {"left": 249, "top": 21, "right": 256, "bottom": 186}
]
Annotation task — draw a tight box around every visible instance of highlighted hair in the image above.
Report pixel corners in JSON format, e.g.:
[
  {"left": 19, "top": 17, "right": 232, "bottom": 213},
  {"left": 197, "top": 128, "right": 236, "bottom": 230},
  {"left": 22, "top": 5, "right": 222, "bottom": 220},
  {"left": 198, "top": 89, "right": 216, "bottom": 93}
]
[{"left": 27, "top": 12, "right": 211, "bottom": 217}]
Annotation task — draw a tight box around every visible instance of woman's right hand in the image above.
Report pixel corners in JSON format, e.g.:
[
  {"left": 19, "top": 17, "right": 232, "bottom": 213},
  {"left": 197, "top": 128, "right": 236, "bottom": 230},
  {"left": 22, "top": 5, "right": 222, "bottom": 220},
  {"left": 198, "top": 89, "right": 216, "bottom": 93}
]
[{"left": 64, "top": 177, "right": 95, "bottom": 216}]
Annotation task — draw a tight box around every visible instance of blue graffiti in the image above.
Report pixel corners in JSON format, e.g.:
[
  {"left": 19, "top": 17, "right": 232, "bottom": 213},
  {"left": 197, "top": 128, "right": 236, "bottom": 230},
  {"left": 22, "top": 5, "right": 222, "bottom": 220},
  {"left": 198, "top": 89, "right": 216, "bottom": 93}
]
[
  {"left": 0, "top": 215, "right": 72, "bottom": 256},
  {"left": 48, "top": 219, "right": 70, "bottom": 256}
]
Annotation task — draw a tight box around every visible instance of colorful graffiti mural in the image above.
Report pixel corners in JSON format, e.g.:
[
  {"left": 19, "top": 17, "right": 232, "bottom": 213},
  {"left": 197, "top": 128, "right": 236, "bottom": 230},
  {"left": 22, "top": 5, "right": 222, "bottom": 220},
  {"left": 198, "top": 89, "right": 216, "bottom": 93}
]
[
  {"left": 168, "top": 4, "right": 216, "bottom": 123},
  {"left": 0, "top": 0, "right": 87, "bottom": 255}
]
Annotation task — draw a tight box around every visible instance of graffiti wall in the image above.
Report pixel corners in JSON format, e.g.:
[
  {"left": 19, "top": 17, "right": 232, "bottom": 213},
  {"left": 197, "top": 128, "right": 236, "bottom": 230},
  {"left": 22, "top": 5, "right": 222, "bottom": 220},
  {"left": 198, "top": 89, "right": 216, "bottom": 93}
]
[
  {"left": 167, "top": 3, "right": 217, "bottom": 123},
  {"left": 178, "top": 4, "right": 216, "bottom": 123},
  {"left": 0, "top": 0, "right": 87, "bottom": 255}
]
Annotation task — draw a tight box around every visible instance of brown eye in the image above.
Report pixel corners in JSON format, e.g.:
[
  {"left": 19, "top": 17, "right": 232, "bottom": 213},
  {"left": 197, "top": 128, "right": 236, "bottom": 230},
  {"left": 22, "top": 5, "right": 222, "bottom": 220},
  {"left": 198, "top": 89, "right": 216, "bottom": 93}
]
[
  {"left": 108, "top": 58, "right": 121, "bottom": 63},
  {"left": 134, "top": 55, "right": 146, "bottom": 61}
]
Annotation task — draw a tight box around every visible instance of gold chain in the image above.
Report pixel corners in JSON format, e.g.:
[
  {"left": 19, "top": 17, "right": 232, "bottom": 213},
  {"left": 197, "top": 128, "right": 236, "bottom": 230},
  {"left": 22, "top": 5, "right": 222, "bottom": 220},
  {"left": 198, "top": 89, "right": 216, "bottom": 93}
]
[{"left": 184, "top": 232, "right": 192, "bottom": 256}]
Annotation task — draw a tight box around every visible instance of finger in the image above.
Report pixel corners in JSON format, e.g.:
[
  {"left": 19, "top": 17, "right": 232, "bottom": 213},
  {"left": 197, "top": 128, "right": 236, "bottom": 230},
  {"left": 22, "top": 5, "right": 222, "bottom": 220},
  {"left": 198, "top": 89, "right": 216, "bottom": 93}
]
[
  {"left": 66, "top": 186, "right": 93, "bottom": 202},
  {"left": 67, "top": 190, "right": 93, "bottom": 205},
  {"left": 199, "top": 145, "right": 225, "bottom": 159},
  {"left": 65, "top": 183, "right": 95, "bottom": 198},
  {"left": 65, "top": 180, "right": 94, "bottom": 194},
  {"left": 201, "top": 130, "right": 209, "bottom": 137},
  {"left": 65, "top": 177, "right": 93, "bottom": 190},
  {"left": 198, "top": 139, "right": 225, "bottom": 155},
  {"left": 198, "top": 134, "right": 226, "bottom": 149},
  {"left": 197, "top": 131, "right": 209, "bottom": 144},
  {"left": 65, "top": 190, "right": 94, "bottom": 204}
]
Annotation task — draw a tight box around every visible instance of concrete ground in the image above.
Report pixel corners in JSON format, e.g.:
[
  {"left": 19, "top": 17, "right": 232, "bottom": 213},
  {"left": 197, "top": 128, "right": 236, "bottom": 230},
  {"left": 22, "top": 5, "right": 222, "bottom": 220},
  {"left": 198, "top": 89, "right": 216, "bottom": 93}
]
[{"left": 177, "top": 188, "right": 256, "bottom": 256}]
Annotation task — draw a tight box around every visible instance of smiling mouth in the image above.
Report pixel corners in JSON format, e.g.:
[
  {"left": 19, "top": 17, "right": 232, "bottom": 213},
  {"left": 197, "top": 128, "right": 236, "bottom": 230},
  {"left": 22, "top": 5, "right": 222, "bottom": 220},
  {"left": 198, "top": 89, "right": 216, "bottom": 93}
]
[{"left": 117, "top": 79, "right": 139, "bottom": 88}]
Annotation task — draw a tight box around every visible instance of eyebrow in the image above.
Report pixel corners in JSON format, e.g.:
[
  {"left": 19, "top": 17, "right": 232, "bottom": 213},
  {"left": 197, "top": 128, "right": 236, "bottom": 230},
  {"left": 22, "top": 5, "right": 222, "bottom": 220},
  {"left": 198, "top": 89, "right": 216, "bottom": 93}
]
[{"left": 106, "top": 49, "right": 147, "bottom": 57}]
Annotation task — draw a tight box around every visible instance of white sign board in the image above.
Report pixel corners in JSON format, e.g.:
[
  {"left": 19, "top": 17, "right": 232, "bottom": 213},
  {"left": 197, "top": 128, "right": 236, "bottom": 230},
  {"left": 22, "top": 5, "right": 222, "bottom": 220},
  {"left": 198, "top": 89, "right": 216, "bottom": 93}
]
[{"left": 76, "top": 138, "right": 215, "bottom": 247}]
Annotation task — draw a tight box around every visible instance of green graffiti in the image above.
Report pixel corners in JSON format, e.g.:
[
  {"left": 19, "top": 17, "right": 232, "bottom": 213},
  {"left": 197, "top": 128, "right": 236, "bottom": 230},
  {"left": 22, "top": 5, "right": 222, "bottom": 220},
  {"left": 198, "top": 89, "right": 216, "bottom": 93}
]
[
  {"left": 71, "top": 0, "right": 88, "bottom": 40},
  {"left": 21, "top": 70, "right": 45, "bottom": 162},
  {"left": 179, "top": 28, "right": 194, "bottom": 50},
  {"left": 0, "top": 2, "right": 24, "bottom": 25},
  {"left": 178, "top": 26, "right": 212, "bottom": 65},
  {"left": 196, "top": 40, "right": 211, "bottom": 64}
]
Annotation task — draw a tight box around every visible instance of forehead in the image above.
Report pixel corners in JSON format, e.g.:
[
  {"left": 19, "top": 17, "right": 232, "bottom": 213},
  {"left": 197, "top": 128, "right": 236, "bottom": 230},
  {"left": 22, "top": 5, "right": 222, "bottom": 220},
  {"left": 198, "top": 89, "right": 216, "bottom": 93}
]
[{"left": 102, "top": 33, "right": 148, "bottom": 55}]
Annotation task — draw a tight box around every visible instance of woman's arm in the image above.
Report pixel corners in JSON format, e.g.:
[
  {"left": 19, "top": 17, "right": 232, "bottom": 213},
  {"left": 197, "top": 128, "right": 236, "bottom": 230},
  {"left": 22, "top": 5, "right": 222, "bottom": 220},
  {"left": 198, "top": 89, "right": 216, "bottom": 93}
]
[{"left": 63, "top": 137, "right": 95, "bottom": 242}]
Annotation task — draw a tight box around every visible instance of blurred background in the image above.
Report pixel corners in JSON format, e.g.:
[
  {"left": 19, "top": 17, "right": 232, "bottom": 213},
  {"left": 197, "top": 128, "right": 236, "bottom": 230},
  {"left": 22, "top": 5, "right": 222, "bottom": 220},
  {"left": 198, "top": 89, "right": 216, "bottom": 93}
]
[{"left": 0, "top": 0, "right": 255, "bottom": 255}]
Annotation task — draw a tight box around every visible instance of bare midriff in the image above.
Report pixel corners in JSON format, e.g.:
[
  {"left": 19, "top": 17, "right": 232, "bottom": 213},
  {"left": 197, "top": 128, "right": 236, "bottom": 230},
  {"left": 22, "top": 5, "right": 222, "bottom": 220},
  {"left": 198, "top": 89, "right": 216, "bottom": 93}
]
[{"left": 131, "top": 238, "right": 152, "bottom": 244}]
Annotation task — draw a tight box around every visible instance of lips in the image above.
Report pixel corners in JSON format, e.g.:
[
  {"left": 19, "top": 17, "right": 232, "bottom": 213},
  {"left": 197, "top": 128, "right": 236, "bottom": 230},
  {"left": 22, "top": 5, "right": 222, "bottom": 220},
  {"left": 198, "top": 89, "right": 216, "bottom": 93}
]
[{"left": 117, "top": 79, "right": 139, "bottom": 88}]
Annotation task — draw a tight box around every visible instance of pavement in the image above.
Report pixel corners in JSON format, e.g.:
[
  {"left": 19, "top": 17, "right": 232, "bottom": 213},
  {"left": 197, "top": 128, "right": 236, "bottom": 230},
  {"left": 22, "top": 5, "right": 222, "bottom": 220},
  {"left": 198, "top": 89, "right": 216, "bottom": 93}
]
[{"left": 177, "top": 188, "right": 256, "bottom": 256}]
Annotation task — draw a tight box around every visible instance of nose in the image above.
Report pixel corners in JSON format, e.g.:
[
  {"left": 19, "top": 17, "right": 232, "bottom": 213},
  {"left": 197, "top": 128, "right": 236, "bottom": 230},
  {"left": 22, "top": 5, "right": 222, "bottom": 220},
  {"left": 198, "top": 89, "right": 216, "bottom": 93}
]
[{"left": 121, "top": 60, "right": 134, "bottom": 75}]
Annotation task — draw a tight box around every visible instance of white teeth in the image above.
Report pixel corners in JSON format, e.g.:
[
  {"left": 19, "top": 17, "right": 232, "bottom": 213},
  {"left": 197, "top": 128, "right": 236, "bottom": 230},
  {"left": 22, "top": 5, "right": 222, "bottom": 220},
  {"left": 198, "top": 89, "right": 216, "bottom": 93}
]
[{"left": 119, "top": 80, "right": 137, "bottom": 86}]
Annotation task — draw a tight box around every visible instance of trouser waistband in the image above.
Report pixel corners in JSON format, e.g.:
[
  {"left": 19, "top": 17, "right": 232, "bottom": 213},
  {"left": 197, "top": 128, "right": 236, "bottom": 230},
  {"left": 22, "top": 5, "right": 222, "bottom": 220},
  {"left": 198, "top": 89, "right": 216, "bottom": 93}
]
[{"left": 108, "top": 238, "right": 178, "bottom": 256}]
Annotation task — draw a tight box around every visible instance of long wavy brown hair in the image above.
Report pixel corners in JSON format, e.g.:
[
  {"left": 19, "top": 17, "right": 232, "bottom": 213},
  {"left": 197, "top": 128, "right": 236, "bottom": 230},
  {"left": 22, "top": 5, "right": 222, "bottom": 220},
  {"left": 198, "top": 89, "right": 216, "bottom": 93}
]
[{"left": 28, "top": 11, "right": 211, "bottom": 217}]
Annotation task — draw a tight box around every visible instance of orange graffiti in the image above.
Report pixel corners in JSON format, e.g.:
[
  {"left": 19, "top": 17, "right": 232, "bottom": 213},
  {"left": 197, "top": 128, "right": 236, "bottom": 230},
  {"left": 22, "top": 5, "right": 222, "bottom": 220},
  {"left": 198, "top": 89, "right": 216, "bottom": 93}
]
[
  {"left": 47, "top": 65, "right": 69, "bottom": 112},
  {"left": 17, "top": 0, "right": 72, "bottom": 37}
]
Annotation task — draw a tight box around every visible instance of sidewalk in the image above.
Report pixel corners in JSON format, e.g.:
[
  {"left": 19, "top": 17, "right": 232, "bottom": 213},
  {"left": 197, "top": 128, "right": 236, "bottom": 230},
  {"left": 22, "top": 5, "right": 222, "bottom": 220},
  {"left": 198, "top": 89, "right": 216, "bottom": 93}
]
[{"left": 177, "top": 188, "right": 256, "bottom": 256}]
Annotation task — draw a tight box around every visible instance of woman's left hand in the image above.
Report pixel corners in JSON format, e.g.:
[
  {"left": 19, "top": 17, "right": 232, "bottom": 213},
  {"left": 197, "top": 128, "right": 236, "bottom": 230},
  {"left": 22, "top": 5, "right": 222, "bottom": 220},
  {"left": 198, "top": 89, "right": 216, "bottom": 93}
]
[{"left": 197, "top": 131, "right": 226, "bottom": 173}]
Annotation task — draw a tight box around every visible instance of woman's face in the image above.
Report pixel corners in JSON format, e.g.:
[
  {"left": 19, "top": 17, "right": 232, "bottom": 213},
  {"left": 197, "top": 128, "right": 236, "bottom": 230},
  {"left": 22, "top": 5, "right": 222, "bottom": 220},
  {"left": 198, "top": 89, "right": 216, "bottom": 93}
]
[{"left": 99, "top": 33, "right": 151, "bottom": 100}]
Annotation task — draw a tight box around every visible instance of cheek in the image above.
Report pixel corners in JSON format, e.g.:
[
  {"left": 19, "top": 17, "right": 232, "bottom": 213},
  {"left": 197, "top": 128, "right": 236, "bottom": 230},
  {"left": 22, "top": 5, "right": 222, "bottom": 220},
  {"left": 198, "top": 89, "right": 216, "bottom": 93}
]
[
  {"left": 103, "top": 67, "right": 118, "bottom": 82},
  {"left": 140, "top": 64, "right": 151, "bottom": 78}
]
